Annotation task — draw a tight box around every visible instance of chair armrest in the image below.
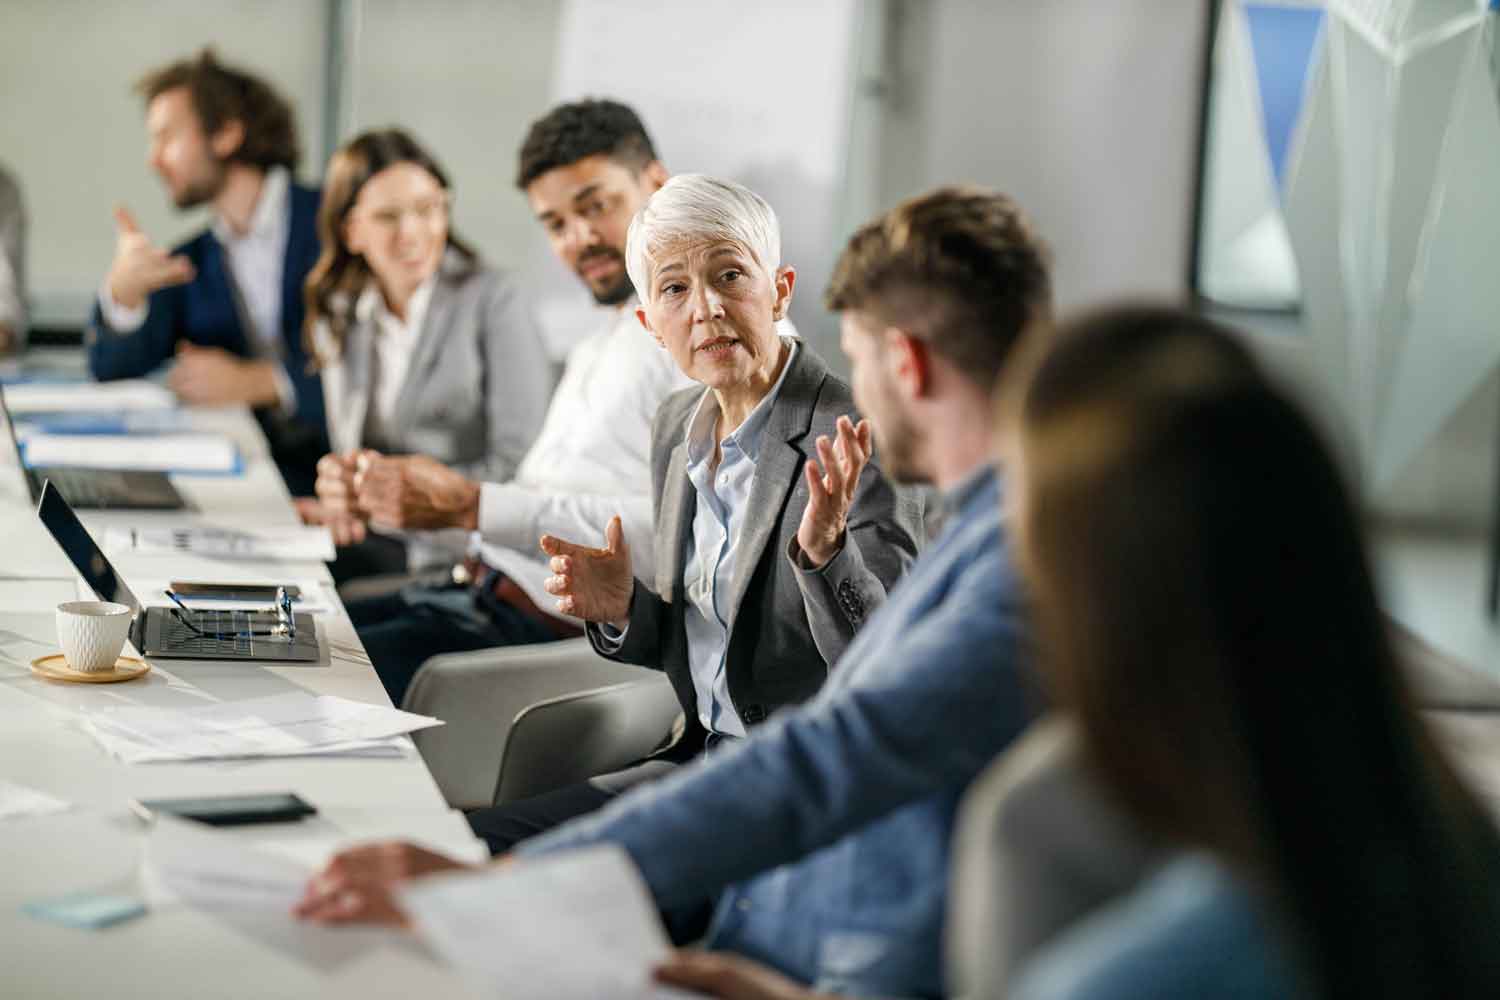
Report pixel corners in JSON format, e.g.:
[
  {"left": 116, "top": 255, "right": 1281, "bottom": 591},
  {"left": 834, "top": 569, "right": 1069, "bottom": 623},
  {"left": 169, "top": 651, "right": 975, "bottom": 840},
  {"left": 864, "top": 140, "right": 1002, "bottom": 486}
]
[
  {"left": 494, "top": 676, "right": 682, "bottom": 804},
  {"left": 403, "top": 638, "right": 657, "bottom": 809}
]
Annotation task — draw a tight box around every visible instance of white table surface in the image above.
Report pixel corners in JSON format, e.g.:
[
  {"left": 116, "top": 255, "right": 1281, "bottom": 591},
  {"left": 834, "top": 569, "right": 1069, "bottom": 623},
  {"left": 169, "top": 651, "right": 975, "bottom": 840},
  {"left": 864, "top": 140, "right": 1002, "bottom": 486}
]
[{"left": 0, "top": 385, "right": 483, "bottom": 998}]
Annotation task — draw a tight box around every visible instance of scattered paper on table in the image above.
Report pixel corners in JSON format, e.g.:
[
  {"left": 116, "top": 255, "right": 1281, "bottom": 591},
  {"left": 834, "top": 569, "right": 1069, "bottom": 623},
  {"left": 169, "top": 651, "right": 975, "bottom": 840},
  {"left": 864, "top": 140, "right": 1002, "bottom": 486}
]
[
  {"left": 0, "top": 780, "right": 71, "bottom": 821},
  {"left": 104, "top": 526, "right": 335, "bottom": 562},
  {"left": 141, "top": 815, "right": 309, "bottom": 911},
  {"left": 3, "top": 380, "right": 176, "bottom": 413},
  {"left": 22, "top": 433, "right": 239, "bottom": 474},
  {"left": 398, "top": 846, "right": 696, "bottom": 1000},
  {"left": 82, "top": 692, "right": 440, "bottom": 764}
]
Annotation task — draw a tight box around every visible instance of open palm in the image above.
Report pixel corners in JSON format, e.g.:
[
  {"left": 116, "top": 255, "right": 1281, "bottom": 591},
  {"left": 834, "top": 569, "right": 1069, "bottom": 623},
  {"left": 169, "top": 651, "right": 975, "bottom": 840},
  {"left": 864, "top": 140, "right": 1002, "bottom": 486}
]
[{"left": 540, "top": 515, "right": 634, "bottom": 622}]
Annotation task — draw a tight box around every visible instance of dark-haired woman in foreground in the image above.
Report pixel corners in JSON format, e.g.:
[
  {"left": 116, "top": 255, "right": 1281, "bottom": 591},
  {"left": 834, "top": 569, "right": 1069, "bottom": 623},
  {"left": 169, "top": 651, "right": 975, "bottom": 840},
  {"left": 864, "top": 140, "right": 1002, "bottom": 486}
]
[{"left": 660, "top": 305, "right": 1500, "bottom": 998}]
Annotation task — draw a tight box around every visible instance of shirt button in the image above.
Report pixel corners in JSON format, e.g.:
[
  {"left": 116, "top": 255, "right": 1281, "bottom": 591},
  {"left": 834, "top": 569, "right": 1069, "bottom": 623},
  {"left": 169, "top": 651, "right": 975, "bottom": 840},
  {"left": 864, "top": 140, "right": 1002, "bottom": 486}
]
[{"left": 737, "top": 898, "right": 752, "bottom": 912}]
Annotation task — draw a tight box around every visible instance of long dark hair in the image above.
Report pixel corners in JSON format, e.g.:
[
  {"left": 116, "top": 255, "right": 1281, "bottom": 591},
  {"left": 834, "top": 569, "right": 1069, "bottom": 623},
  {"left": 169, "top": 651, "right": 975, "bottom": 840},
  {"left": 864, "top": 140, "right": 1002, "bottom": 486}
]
[
  {"left": 1016, "top": 304, "right": 1500, "bottom": 997},
  {"left": 303, "top": 128, "right": 477, "bottom": 365}
]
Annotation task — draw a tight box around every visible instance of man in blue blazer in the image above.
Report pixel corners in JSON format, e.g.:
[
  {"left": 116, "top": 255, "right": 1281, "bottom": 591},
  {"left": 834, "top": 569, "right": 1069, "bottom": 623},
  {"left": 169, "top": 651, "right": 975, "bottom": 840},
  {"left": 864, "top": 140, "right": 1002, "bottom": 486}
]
[
  {"left": 296, "top": 186, "right": 1055, "bottom": 999},
  {"left": 89, "top": 49, "right": 326, "bottom": 495}
]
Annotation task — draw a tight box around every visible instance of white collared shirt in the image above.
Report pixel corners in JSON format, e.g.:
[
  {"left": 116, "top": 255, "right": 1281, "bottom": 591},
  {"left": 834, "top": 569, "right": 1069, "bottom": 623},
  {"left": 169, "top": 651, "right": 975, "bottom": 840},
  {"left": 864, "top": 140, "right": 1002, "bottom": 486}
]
[
  {"left": 475, "top": 302, "right": 696, "bottom": 615},
  {"left": 355, "top": 274, "right": 437, "bottom": 450}
]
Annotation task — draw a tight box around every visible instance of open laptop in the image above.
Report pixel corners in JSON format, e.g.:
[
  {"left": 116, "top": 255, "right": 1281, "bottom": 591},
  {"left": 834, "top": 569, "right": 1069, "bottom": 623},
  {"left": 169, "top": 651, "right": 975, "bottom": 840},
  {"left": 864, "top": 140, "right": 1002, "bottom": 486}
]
[
  {"left": 36, "top": 480, "right": 318, "bottom": 661},
  {"left": 1, "top": 384, "right": 186, "bottom": 510}
]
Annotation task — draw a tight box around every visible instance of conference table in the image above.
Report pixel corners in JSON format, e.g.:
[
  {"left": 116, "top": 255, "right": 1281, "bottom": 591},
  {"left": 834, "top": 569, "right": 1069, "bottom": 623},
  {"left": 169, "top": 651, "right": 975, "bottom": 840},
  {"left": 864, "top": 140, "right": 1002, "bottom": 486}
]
[{"left": 0, "top": 364, "right": 485, "bottom": 997}]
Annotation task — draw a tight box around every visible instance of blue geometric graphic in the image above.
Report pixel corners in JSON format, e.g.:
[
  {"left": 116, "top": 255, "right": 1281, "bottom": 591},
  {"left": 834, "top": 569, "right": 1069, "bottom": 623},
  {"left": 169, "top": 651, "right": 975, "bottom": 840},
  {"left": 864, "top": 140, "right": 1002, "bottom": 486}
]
[{"left": 1244, "top": 3, "right": 1326, "bottom": 189}]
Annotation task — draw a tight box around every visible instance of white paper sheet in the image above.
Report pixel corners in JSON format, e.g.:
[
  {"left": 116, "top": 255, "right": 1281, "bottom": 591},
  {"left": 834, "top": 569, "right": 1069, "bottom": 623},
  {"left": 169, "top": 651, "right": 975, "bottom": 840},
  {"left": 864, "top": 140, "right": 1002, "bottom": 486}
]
[
  {"left": 397, "top": 846, "right": 696, "bottom": 1000},
  {"left": 104, "top": 527, "right": 336, "bottom": 563},
  {"left": 83, "top": 692, "right": 441, "bottom": 764},
  {"left": 23, "top": 433, "right": 239, "bottom": 474},
  {"left": 0, "top": 780, "right": 71, "bottom": 821},
  {"left": 3, "top": 380, "right": 177, "bottom": 413},
  {"left": 141, "top": 815, "right": 310, "bottom": 911}
]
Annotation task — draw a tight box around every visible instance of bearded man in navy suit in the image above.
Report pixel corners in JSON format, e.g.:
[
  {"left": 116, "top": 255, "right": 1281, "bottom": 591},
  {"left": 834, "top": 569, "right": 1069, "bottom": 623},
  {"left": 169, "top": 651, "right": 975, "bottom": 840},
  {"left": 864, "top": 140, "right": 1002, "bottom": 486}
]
[{"left": 89, "top": 48, "right": 326, "bottom": 495}]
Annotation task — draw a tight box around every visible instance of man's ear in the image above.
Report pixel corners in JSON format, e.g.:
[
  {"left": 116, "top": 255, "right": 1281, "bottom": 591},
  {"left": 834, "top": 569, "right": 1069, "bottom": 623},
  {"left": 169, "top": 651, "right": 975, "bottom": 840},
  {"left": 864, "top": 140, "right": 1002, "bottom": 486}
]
[
  {"left": 635, "top": 306, "right": 665, "bottom": 349},
  {"left": 885, "top": 328, "right": 931, "bottom": 401},
  {"left": 209, "top": 118, "right": 245, "bottom": 160},
  {"left": 641, "top": 160, "right": 669, "bottom": 194}
]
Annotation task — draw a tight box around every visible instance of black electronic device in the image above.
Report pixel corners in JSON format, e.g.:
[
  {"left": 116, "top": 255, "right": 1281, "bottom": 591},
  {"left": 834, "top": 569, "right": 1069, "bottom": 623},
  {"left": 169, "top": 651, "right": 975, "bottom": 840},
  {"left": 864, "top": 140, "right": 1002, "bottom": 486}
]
[
  {"left": 129, "top": 791, "right": 317, "bottom": 826},
  {"left": 167, "top": 582, "right": 304, "bottom": 602}
]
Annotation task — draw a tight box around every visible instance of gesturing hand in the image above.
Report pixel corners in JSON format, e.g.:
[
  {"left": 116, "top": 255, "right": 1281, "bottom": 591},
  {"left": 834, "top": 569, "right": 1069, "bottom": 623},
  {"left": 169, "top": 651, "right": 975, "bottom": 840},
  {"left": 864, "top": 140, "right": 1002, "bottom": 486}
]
[
  {"left": 540, "top": 515, "right": 633, "bottom": 622},
  {"left": 105, "top": 205, "right": 195, "bottom": 309},
  {"left": 293, "top": 841, "right": 473, "bottom": 926},
  {"left": 796, "top": 415, "right": 872, "bottom": 568},
  {"left": 353, "top": 452, "right": 480, "bottom": 532}
]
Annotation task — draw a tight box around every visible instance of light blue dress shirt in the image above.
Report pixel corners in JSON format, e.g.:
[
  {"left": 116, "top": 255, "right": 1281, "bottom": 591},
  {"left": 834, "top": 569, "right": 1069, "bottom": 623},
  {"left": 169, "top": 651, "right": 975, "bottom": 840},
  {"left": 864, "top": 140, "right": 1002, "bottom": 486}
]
[{"left": 679, "top": 338, "right": 800, "bottom": 737}]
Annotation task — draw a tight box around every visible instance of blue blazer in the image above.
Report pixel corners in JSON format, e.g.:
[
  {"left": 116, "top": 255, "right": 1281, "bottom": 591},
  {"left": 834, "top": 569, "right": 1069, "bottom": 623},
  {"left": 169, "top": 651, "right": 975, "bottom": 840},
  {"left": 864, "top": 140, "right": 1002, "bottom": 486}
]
[{"left": 87, "top": 184, "right": 328, "bottom": 453}]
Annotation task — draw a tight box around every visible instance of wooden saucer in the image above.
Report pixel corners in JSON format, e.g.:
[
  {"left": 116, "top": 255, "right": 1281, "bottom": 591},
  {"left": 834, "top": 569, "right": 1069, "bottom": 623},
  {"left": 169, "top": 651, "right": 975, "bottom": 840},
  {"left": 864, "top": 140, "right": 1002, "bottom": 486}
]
[{"left": 30, "top": 654, "right": 150, "bottom": 684}]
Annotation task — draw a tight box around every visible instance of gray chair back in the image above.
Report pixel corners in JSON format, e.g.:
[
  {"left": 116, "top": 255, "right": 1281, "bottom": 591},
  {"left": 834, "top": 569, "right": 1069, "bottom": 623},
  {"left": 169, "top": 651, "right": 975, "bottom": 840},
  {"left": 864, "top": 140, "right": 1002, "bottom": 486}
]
[{"left": 493, "top": 677, "right": 682, "bottom": 804}]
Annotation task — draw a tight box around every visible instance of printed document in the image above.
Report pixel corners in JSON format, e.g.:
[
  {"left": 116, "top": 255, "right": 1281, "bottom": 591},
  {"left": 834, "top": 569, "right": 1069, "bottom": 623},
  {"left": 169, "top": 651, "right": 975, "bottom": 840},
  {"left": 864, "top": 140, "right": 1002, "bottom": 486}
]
[{"left": 397, "top": 846, "right": 697, "bottom": 999}]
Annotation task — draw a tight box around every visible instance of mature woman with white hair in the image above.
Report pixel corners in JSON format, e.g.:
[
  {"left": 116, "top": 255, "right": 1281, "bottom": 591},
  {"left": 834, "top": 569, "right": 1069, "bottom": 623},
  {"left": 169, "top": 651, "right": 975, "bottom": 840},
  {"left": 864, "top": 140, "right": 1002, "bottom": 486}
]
[{"left": 462, "top": 173, "right": 925, "bottom": 855}]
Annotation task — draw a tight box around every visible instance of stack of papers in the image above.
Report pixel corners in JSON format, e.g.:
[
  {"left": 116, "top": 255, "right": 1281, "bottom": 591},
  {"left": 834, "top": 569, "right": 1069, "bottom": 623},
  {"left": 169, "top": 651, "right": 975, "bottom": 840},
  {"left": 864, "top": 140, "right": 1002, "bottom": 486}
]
[
  {"left": 105, "top": 526, "right": 337, "bottom": 562},
  {"left": 83, "top": 692, "right": 442, "bottom": 764},
  {"left": 398, "top": 846, "right": 694, "bottom": 999},
  {"left": 22, "top": 433, "right": 240, "bottom": 474},
  {"left": 3, "top": 379, "right": 177, "bottom": 413},
  {"left": 11, "top": 409, "right": 190, "bottom": 437},
  {"left": 0, "top": 780, "right": 71, "bottom": 821}
]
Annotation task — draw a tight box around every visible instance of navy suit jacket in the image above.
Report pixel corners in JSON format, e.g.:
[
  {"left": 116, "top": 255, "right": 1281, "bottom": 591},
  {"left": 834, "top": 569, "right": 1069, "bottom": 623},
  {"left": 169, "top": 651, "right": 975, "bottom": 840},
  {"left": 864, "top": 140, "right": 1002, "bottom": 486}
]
[{"left": 88, "top": 184, "right": 328, "bottom": 488}]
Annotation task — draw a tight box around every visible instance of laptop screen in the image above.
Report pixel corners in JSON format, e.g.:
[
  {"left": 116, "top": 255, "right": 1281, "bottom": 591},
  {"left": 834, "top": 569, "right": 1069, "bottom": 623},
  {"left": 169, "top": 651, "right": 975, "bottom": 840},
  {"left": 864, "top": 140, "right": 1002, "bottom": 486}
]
[{"left": 35, "top": 480, "right": 141, "bottom": 612}]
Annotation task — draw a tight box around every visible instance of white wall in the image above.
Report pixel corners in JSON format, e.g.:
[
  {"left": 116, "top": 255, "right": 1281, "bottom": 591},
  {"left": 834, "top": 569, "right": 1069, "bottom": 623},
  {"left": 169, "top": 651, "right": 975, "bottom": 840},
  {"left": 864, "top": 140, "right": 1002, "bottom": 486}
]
[
  {"left": 0, "top": 0, "right": 327, "bottom": 323},
  {"left": 346, "top": 0, "right": 561, "bottom": 275},
  {"left": 875, "top": 0, "right": 1209, "bottom": 311}
]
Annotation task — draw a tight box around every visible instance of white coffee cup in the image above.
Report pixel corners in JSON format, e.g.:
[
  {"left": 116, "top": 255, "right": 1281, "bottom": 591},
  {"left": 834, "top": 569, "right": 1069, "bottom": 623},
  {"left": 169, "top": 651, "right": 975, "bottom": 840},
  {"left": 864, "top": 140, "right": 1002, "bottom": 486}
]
[{"left": 56, "top": 601, "right": 133, "bottom": 673}]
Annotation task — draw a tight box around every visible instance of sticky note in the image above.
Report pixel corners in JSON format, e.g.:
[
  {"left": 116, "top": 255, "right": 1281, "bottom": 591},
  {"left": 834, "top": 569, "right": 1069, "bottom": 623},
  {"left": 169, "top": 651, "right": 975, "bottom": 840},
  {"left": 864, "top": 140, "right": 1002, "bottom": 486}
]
[{"left": 22, "top": 892, "right": 147, "bottom": 930}]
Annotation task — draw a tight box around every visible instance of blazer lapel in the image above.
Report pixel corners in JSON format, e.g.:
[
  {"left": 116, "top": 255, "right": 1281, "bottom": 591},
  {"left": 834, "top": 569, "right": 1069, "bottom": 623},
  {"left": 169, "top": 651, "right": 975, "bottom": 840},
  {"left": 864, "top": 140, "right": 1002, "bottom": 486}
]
[
  {"left": 327, "top": 318, "right": 372, "bottom": 454},
  {"left": 723, "top": 344, "right": 822, "bottom": 620},
  {"left": 656, "top": 439, "right": 694, "bottom": 601},
  {"left": 199, "top": 238, "right": 251, "bottom": 354},
  {"left": 393, "top": 260, "right": 461, "bottom": 434}
]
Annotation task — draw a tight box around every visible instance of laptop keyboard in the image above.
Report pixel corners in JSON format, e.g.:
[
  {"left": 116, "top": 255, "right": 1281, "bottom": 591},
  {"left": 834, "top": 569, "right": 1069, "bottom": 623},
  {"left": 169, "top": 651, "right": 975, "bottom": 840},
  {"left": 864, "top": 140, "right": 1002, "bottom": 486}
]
[
  {"left": 160, "top": 609, "right": 254, "bottom": 655},
  {"left": 42, "top": 470, "right": 120, "bottom": 508}
]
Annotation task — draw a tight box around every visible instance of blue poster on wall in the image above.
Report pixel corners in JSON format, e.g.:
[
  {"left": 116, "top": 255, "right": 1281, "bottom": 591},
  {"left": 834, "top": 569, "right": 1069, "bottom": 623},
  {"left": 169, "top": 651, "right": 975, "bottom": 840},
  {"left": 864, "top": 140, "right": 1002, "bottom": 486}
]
[{"left": 1244, "top": 3, "right": 1326, "bottom": 190}]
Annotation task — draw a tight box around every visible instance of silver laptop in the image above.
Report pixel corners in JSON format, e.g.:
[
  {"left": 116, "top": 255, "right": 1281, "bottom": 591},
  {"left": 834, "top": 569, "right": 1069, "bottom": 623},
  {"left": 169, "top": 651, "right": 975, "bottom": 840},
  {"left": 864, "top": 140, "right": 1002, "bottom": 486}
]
[
  {"left": 35, "top": 480, "right": 318, "bottom": 662},
  {"left": 1, "top": 384, "right": 186, "bottom": 510}
]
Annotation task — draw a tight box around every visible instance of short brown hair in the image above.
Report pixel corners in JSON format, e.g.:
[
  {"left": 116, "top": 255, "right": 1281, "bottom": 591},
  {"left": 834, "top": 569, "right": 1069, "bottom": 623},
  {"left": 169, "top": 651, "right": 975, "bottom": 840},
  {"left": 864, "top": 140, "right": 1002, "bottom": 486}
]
[
  {"left": 137, "top": 48, "right": 300, "bottom": 171},
  {"left": 825, "top": 186, "right": 1051, "bottom": 390}
]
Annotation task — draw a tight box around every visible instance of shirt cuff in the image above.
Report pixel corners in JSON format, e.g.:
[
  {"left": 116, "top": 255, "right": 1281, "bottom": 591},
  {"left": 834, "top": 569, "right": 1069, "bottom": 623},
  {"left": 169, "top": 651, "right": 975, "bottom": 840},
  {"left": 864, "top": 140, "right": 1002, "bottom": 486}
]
[
  {"left": 477, "top": 481, "right": 539, "bottom": 552},
  {"left": 97, "top": 281, "right": 147, "bottom": 333},
  {"left": 589, "top": 620, "right": 628, "bottom": 652}
]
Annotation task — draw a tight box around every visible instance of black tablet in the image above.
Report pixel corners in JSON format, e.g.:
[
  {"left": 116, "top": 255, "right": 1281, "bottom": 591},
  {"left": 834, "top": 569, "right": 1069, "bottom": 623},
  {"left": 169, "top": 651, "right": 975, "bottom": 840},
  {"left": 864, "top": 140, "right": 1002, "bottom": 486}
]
[{"left": 130, "top": 792, "right": 316, "bottom": 826}]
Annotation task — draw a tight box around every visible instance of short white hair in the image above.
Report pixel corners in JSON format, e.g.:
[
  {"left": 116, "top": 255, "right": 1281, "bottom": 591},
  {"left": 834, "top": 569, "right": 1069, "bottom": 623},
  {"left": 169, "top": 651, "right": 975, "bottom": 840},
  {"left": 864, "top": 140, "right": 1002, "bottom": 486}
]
[{"left": 625, "top": 174, "right": 782, "bottom": 303}]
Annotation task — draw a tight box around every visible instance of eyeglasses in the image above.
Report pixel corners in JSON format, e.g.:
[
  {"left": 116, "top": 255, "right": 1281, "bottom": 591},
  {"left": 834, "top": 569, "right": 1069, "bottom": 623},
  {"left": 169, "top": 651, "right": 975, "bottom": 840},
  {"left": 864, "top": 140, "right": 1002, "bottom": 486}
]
[
  {"left": 163, "top": 587, "right": 297, "bottom": 642},
  {"left": 356, "top": 195, "right": 450, "bottom": 231}
]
